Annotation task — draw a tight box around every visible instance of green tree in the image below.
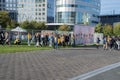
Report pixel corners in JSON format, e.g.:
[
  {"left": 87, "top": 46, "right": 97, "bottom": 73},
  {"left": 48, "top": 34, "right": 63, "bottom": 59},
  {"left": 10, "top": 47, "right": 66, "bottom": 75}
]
[
  {"left": 20, "top": 21, "right": 33, "bottom": 29},
  {"left": 58, "top": 24, "right": 71, "bottom": 31},
  {"left": 113, "top": 23, "right": 120, "bottom": 36},
  {"left": 6, "top": 20, "right": 19, "bottom": 30},
  {"left": 95, "top": 23, "right": 103, "bottom": 33},
  {"left": 103, "top": 24, "right": 113, "bottom": 36},
  {"left": 20, "top": 21, "right": 47, "bottom": 30},
  {"left": 0, "top": 11, "right": 11, "bottom": 29},
  {"left": 35, "top": 22, "right": 48, "bottom": 30}
]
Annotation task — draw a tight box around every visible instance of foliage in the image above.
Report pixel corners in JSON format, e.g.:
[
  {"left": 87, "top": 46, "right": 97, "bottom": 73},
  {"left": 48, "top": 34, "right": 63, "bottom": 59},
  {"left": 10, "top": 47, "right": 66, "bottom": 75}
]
[
  {"left": 20, "top": 21, "right": 47, "bottom": 30},
  {"left": 113, "top": 23, "right": 120, "bottom": 36},
  {"left": 20, "top": 21, "right": 32, "bottom": 29},
  {"left": 35, "top": 22, "right": 48, "bottom": 30},
  {"left": 95, "top": 23, "right": 103, "bottom": 33},
  {"left": 0, "top": 11, "right": 11, "bottom": 29},
  {"left": 102, "top": 24, "right": 113, "bottom": 36},
  {"left": 58, "top": 24, "right": 71, "bottom": 31},
  {"left": 6, "top": 20, "right": 19, "bottom": 30}
]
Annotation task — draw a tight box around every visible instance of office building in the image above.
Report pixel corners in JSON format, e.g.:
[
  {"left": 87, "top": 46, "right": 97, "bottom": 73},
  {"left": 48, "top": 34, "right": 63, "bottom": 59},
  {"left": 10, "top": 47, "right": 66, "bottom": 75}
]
[
  {"left": 100, "top": 14, "right": 120, "bottom": 25},
  {"left": 0, "top": 0, "right": 5, "bottom": 11},
  {"left": 0, "top": 0, "right": 17, "bottom": 21},
  {"left": 17, "top": 0, "right": 54, "bottom": 23},
  {"left": 6, "top": 0, "right": 17, "bottom": 20},
  {"left": 55, "top": 0, "right": 101, "bottom": 26}
]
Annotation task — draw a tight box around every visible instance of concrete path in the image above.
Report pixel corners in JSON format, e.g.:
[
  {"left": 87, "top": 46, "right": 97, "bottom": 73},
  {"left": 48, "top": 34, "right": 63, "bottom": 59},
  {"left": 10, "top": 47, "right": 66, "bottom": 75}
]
[{"left": 0, "top": 48, "right": 120, "bottom": 80}]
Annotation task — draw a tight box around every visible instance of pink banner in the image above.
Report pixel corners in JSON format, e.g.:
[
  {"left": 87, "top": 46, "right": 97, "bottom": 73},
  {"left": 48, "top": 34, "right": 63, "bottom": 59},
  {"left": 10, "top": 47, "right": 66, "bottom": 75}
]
[{"left": 74, "top": 25, "right": 94, "bottom": 45}]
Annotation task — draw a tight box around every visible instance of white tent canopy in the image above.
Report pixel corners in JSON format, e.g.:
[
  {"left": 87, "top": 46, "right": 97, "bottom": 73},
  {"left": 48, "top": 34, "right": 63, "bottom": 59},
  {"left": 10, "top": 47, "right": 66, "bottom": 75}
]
[{"left": 11, "top": 26, "right": 27, "bottom": 32}]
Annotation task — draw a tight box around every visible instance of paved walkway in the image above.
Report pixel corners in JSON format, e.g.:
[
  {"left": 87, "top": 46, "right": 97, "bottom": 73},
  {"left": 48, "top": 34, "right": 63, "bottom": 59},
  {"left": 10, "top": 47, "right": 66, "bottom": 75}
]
[{"left": 0, "top": 48, "right": 120, "bottom": 80}]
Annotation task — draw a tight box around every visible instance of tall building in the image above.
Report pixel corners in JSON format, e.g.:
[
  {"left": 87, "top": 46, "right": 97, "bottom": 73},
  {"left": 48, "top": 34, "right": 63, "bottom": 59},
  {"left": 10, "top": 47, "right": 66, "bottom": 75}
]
[
  {"left": 0, "top": 0, "right": 17, "bottom": 21},
  {"left": 55, "top": 0, "right": 100, "bottom": 26},
  {"left": 5, "top": 0, "right": 17, "bottom": 20},
  {"left": 0, "top": 0, "right": 5, "bottom": 11},
  {"left": 17, "top": 0, "right": 54, "bottom": 23},
  {"left": 100, "top": 14, "right": 120, "bottom": 25}
]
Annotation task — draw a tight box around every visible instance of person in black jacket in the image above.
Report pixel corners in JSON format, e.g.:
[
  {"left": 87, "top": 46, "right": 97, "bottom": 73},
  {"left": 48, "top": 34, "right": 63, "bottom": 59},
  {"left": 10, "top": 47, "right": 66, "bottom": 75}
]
[
  {"left": 0, "top": 31, "right": 5, "bottom": 45},
  {"left": 109, "top": 36, "right": 116, "bottom": 50},
  {"left": 96, "top": 37, "right": 101, "bottom": 49}
]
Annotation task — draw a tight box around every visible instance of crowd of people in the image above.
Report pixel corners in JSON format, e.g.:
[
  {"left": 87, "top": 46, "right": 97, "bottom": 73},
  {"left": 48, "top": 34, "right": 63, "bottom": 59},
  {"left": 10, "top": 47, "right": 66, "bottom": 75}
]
[
  {"left": 96, "top": 36, "right": 120, "bottom": 50},
  {"left": 0, "top": 30, "right": 75, "bottom": 49},
  {"left": 28, "top": 32, "right": 75, "bottom": 49},
  {"left": 0, "top": 30, "right": 120, "bottom": 50}
]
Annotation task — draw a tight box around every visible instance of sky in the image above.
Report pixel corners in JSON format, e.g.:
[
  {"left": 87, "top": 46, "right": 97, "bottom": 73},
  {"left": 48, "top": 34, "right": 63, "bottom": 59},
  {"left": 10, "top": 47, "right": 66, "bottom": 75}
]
[{"left": 101, "top": 0, "right": 120, "bottom": 15}]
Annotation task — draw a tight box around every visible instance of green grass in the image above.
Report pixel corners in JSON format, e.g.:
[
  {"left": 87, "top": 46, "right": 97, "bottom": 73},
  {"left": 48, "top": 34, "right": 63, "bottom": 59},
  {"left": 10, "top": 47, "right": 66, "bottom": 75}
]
[{"left": 0, "top": 45, "right": 52, "bottom": 54}]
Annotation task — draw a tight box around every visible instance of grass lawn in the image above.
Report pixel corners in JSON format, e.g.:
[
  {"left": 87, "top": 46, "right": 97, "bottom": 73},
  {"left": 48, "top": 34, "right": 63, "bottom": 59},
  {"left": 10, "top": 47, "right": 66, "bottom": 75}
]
[{"left": 0, "top": 45, "right": 52, "bottom": 54}]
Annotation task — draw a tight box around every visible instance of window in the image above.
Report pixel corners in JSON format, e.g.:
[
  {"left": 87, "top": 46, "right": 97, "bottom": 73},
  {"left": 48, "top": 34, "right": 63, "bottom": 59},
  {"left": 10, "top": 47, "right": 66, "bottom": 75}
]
[
  {"left": 43, "top": 4, "right": 45, "bottom": 7},
  {"left": 42, "top": 8, "right": 45, "bottom": 11},
  {"left": 42, "top": 13, "right": 45, "bottom": 15}
]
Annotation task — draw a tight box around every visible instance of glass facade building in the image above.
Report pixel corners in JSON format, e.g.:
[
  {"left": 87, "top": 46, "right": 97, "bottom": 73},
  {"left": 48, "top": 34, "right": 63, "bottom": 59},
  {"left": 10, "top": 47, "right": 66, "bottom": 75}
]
[
  {"left": 6, "top": 0, "right": 17, "bottom": 20},
  {"left": 55, "top": 0, "right": 100, "bottom": 26},
  {"left": 17, "top": 0, "right": 54, "bottom": 23},
  {"left": 0, "top": 0, "right": 17, "bottom": 20},
  {"left": 0, "top": 0, "right": 5, "bottom": 10}
]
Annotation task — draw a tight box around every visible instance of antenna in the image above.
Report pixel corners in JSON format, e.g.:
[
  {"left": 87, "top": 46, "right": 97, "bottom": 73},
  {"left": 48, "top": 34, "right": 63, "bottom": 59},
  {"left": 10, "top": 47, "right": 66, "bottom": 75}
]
[{"left": 113, "top": 10, "right": 115, "bottom": 15}]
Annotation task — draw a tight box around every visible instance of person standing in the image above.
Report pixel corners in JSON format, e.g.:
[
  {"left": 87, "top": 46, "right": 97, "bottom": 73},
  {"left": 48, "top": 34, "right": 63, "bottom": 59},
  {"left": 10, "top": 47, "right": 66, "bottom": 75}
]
[
  {"left": 54, "top": 34, "right": 58, "bottom": 49},
  {"left": 0, "top": 31, "right": 5, "bottom": 45},
  {"left": 71, "top": 34, "right": 75, "bottom": 47},
  {"left": 35, "top": 33, "right": 40, "bottom": 47},
  {"left": 27, "top": 32, "right": 31, "bottom": 46},
  {"left": 116, "top": 38, "right": 120, "bottom": 50},
  {"left": 103, "top": 36, "right": 108, "bottom": 50},
  {"left": 5, "top": 32, "right": 10, "bottom": 45},
  {"left": 96, "top": 37, "right": 101, "bottom": 49},
  {"left": 49, "top": 33, "right": 53, "bottom": 47},
  {"left": 109, "top": 36, "right": 115, "bottom": 51}
]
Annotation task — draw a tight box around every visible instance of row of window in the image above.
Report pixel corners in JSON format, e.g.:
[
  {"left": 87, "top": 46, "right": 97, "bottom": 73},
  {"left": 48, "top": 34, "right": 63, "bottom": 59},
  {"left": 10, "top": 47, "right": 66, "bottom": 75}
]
[
  {"left": 56, "top": 12, "right": 98, "bottom": 24},
  {"left": 5, "top": 0, "right": 16, "bottom": 3},
  {"left": 35, "top": 0, "right": 46, "bottom": 2},
  {"left": 35, "top": 17, "right": 45, "bottom": 20},
  {"left": 36, "top": 12, "right": 45, "bottom": 15},
  {"left": 36, "top": 8, "right": 45, "bottom": 11},
  {"left": 76, "top": 0, "right": 100, "bottom": 6},
  {"left": 56, "top": 4, "right": 100, "bottom": 13},
  {"left": 36, "top": 4, "right": 45, "bottom": 7}
]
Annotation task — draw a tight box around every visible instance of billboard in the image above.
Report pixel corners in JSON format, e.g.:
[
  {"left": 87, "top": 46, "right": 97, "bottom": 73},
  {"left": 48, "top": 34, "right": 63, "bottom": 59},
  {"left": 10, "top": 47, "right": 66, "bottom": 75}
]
[{"left": 74, "top": 25, "right": 94, "bottom": 45}]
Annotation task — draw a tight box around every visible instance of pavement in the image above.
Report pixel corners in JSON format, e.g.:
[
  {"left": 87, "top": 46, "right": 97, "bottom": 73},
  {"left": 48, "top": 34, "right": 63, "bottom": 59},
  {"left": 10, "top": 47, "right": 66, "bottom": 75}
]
[{"left": 0, "top": 48, "right": 120, "bottom": 80}]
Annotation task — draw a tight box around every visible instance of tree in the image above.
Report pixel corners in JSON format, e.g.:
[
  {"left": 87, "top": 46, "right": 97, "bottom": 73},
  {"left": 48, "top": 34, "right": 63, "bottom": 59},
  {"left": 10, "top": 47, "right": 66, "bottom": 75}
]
[
  {"left": 58, "top": 24, "right": 71, "bottom": 31},
  {"left": 35, "top": 22, "right": 48, "bottom": 30},
  {"left": 113, "top": 23, "right": 120, "bottom": 36},
  {"left": 6, "top": 20, "right": 19, "bottom": 30},
  {"left": 20, "top": 21, "right": 34, "bottom": 29},
  {"left": 103, "top": 24, "right": 113, "bottom": 36},
  {"left": 95, "top": 23, "right": 103, "bottom": 33},
  {"left": 20, "top": 21, "right": 48, "bottom": 30},
  {"left": 0, "top": 11, "right": 11, "bottom": 29}
]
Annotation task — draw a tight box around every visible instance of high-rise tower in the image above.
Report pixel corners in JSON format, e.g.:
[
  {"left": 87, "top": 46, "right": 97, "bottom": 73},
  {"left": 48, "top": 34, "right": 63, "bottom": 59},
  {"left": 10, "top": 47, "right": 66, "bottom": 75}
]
[
  {"left": 55, "top": 0, "right": 100, "bottom": 26},
  {"left": 17, "top": 0, "right": 54, "bottom": 23}
]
